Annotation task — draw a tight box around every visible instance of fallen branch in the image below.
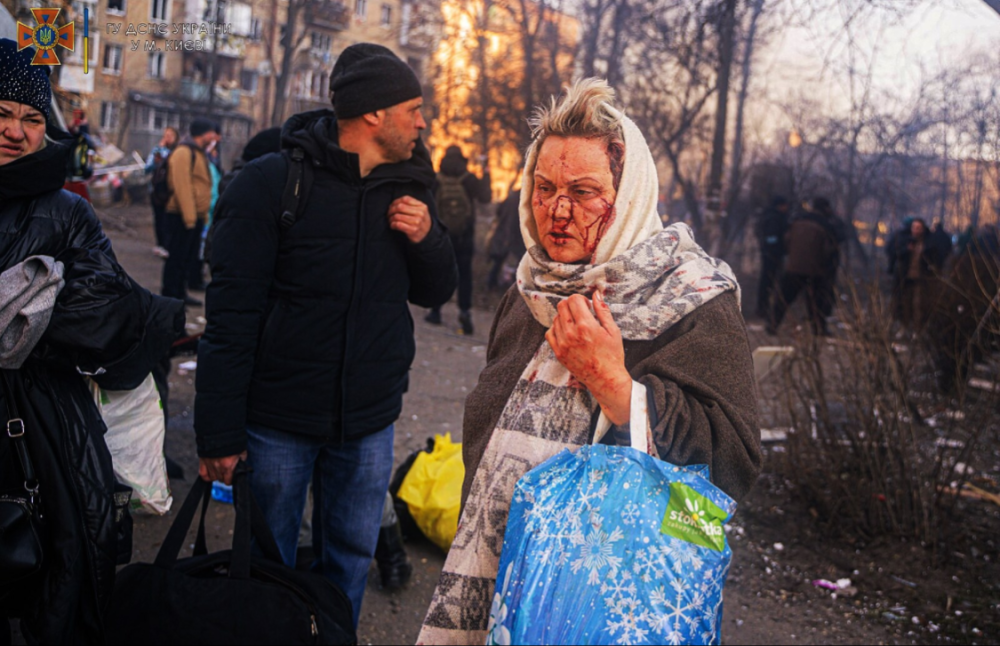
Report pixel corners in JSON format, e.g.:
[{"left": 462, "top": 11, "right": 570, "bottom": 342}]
[{"left": 937, "top": 483, "right": 1000, "bottom": 507}]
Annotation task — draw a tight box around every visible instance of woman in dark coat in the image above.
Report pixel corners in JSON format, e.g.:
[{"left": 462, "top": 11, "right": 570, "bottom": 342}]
[{"left": 0, "top": 39, "right": 183, "bottom": 643}]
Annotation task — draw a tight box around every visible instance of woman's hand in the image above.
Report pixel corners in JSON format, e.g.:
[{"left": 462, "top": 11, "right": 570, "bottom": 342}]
[{"left": 545, "top": 292, "right": 633, "bottom": 425}]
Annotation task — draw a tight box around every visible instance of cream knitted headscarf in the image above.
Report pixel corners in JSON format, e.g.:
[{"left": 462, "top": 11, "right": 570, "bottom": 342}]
[{"left": 515, "top": 111, "right": 740, "bottom": 339}]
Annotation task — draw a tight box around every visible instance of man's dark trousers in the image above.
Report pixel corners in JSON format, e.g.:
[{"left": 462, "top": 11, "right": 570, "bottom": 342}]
[
  {"left": 771, "top": 272, "right": 830, "bottom": 335},
  {"left": 453, "top": 234, "right": 473, "bottom": 311},
  {"left": 162, "top": 212, "right": 201, "bottom": 299},
  {"left": 187, "top": 221, "right": 206, "bottom": 289},
  {"left": 757, "top": 253, "right": 782, "bottom": 317},
  {"left": 151, "top": 196, "right": 169, "bottom": 249}
]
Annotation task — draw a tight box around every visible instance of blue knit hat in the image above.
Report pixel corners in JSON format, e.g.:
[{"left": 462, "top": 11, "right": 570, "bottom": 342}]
[{"left": 0, "top": 38, "right": 52, "bottom": 120}]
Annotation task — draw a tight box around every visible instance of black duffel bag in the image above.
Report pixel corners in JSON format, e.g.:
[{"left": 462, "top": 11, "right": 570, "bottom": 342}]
[{"left": 105, "top": 465, "right": 355, "bottom": 645}]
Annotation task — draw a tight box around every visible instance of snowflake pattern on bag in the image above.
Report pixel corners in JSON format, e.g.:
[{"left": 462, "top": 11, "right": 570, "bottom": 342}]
[{"left": 487, "top": 445, "right": 735, "bottom": 646}]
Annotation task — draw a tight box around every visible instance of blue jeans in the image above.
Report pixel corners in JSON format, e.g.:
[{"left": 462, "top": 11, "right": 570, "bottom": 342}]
[{"left": 245, "top": 423, "right": 394, "bottom": 629}]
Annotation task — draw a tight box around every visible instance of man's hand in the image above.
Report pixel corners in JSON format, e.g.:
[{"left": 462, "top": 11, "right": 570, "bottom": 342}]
[
  {"left": 198, "top": 452, "right": 247, "bottom": 485},
  {"left": 388, "top": 196, "right": 432, "bottom": 244},
  {"left": 545, "top": 292, "right": 632, "bottom": 425}
]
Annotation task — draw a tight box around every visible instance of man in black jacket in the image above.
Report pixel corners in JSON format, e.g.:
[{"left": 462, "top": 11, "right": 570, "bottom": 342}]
[{"left": 195, "top": 44, "right": 457, "bottom": 628}]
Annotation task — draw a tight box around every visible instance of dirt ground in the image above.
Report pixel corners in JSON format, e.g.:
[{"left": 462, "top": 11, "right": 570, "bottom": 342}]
[{"left": 93, "top": 201, "right": 998, "bottom": 646}]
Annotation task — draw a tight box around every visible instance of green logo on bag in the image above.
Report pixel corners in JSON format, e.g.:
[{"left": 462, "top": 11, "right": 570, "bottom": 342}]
[{"left": 660, "top": 482, "right": 727, "bottom": 551}]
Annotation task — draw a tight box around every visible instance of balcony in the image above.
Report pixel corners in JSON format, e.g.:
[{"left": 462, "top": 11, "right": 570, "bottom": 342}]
[
  {"left": 307, "top": 1, "right": 350, "bottom": 30},
  {"left": 180, "top": 79, "right": 241, "bottom": 108}
]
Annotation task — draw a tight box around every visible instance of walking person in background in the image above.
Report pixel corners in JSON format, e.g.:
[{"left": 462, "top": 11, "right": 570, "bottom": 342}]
[
  {"left": 768, "top": 197, "right": 841, "bottom": 336},
  {"left": 820, "top": 199, "right": 850, "bottom": 319},
  {"left": 145, "top": 126, "right": 179, "bottom": 259},
  {"left": 64, "top": 109, "right": 96, "bottom": 202},
  {"left": 162, "top": 119, "right": 218, "bottom": 307},
  {"left": 486, "top": 187, "right": 526, "bottom": 291},
  {"left": 890, "top": 217, "right": 941, "bottom": 330},
  {"left": 930, "top": 219, "right": 953, "bottom": 272},
  {"left": 755, "top": 196, "right": 790, "bottom": 319},
  {"left": 425, "top": 145, "right": 491, "bottom": 335},
  {"left": 195, "top": 43, "right": 456, "bottom": 629},
  {"left": 190, "top": 127, "right": 223, "bottom": 292}
]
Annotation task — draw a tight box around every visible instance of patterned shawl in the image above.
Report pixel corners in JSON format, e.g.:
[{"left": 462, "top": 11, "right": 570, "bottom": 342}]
[{"left": 418, "top": 114, "right": 739, "bottom": 645}]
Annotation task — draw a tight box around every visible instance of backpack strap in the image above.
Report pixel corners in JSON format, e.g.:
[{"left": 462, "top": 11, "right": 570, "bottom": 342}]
[{"left": 279, "top": 148, "right": 313, "bottom": 231}]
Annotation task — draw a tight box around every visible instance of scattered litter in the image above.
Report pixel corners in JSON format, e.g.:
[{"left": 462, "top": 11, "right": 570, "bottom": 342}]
[
  {"left": 911, "top": 616, "right": 920, "bottom": 625},
  {"left": 954, "top": 462, "right": 973, "bottom": 477},
  {"left": 890, "top": 606, "right": 907, "bottom": 614},
  {"left": 813, "top": 578, "right": 857, "bottom": 597},
  {"left": 892, "top": 576, "right": 917, "bottom": 588},
  {"left": 471, "top": 345, "right": 486, "bottom": 354},
  {"left": 934, "top": 438, "right": 964, "bottom": 449},
  {"left": 940, "top": 410, "right": 966, "bottom": 422},
  {"left": 761, "top": 428, "right": 790, "bottom": 443},
  {"left": 891, "top": 343, "right": 909, "bottom": 353},
  {"left": 882, "top": 612, "right": 903, "bottom": 621},
  {"left": 773, "top": 542, "right": 784, "bottom": 552},
  {"left": 177, "top": 361, "right": 197, "bottom": 374}
]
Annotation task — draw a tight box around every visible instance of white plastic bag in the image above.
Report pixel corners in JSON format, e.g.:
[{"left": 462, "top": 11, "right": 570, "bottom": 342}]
[{"left": 90, "top": 374, "right": 173, "bottom": 515}]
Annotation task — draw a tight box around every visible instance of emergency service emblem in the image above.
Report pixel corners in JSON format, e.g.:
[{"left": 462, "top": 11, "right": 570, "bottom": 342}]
[{"left": 17, "top": 8, "right": 75, "bottom": 65}]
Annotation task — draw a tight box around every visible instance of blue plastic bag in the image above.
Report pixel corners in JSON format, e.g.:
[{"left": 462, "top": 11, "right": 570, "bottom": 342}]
[{"left": 486, "top": 411, "right": 736, "bottom": 645}]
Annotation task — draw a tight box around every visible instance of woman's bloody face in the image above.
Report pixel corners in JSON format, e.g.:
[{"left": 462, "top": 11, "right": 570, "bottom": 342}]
[{"left": 532, "top": 136, "right": 618, "bottom": 264}]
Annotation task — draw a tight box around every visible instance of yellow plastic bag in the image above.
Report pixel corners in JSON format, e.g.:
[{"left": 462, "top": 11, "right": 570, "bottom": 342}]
[{"left": 396, "top": 434, "right": 465, "bottom": 552}]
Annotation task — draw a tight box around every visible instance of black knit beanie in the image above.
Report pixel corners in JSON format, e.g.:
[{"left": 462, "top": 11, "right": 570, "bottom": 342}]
[
  {"left": 190, "top": 118, "right": 218, "bottom": 137},
  {"left": 331, "top": 46, "right": 422, "bottom": 120},
  {"left": 241, "top": 127, "right": 281, "bottom": 162},
  {"left": 0, "top": 38, "right": 52, "bottom": 120},
  {"left": 331, "top": 43, "right": 395, "bottom": 81}
]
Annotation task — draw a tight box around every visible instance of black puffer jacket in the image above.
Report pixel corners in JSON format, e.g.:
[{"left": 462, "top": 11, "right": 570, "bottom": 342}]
[
  {"left": 0, "top": 131, "right": 183, "bottom": 643},
  {"left": 195, "top": 110, "right": 457, "bottom": 457}
]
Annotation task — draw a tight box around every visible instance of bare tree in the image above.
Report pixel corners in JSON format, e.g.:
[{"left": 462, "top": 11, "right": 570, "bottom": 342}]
[{"left": 623, "top": 0, "right": 719, "bottom": 233}]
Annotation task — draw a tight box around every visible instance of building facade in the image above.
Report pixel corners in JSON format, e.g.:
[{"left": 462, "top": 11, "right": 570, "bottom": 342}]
[{"left": 7, "top": 0, "right": 438, "bottom": 169}]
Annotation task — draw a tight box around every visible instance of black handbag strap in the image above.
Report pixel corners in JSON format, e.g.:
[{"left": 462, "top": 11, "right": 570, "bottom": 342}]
[
  {"left": 229, "top": 462, "right": 285, "bottom": 579},
  {"left": 0, "top": 370, "right": 39, "bottom": 499},
  {"left": 154, "top": 463, "right": 285, "bottom": 576},
  {"left": 154, "top": 476, "right": 212, "bottom": 568}
]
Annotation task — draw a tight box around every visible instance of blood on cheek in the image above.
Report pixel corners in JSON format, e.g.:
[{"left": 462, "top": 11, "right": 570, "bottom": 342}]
[{"left": 582, "top": 198, "right": 615, "bottom": 253}]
